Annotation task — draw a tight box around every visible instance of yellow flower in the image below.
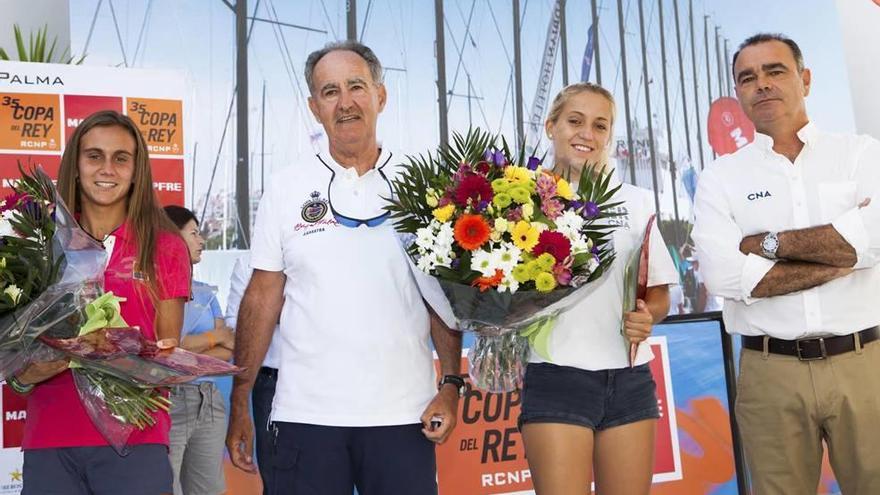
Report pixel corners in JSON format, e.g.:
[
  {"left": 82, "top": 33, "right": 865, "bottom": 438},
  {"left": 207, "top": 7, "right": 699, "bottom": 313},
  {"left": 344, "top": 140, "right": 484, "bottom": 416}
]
[
  {"left": 508, "top": 186, "right": 531, "bottom": 204},
  {"left": 512, "top": 221, "right": 539, "bottom": 252},
  {"left": 0, "top": 257, "right": 5, "bottom": 268},
  {"left": 492, "top": 178, "right": 512, "bottom": 193},
  {"left": 526, "top": 261, "right": 544, "bottom": 279},
  {"left": 493, "top": 193, "right": 512, "bottom": 209},
  {"left": 432, "top": 204, "right": 456, "bottom": 223},
  {"left": 521, "top": 203, "right": 535, "bottom": 221},
  {"left": 535, "top": 272, "right": 558, "bottom": 292},
  {"left": 556, "top": 178, "right": 575, "bottom": 200},
  {"left": 512, "top": 264, "right": 531, "bottom": 283},
  {"left": 3, "top": 284, "right": 22, "bottom": 306},
  {"left": 504, "top": 166, "right": 532, "bottom": 185},
  {"left": 536, "top": 253, "right": 556, "bottom": 271}
]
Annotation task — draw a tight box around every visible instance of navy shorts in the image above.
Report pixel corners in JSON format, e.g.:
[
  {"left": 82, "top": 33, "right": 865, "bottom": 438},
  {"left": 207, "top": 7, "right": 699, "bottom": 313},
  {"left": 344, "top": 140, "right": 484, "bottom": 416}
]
[
  {"left": 519, "top": 362, "right": 660, "bottom": 431},
  {"left": 271, "top": 422, "right": 437, "bottom": 495},
  {"left": 22, "top": 444, "right": 173, "bottom": 495}
]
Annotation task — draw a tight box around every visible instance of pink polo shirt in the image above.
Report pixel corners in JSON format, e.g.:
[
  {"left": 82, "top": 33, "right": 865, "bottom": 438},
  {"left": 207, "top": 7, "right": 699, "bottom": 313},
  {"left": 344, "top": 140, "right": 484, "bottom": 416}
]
[{"left": 22, "top": 221, "right": 191, "bottom": 450}]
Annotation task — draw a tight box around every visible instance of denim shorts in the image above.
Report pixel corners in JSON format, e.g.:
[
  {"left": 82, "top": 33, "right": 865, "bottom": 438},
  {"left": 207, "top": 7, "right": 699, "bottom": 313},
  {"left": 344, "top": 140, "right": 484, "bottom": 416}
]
[{"left": 519, "top": 362, "right": 660, "bottom": 431}]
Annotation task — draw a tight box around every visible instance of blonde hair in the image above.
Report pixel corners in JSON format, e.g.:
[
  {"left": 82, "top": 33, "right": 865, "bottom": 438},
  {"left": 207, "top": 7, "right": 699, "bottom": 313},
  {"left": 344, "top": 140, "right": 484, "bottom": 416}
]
[{"left": 546, "top": 82, "right": 616, "bottom": 127}]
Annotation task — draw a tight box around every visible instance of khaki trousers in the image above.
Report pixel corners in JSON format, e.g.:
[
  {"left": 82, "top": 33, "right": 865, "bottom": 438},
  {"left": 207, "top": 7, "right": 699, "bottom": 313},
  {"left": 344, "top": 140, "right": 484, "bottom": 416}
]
[{"left": 735, "top": 338, "right": 880, "bottom": 495}]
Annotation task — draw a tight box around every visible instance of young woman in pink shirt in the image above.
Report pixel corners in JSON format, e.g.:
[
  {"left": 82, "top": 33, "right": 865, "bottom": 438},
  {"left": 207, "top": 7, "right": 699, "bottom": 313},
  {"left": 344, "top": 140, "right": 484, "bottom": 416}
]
[{"left": 11, "top": 110, "right": 192, "bottom": 495}]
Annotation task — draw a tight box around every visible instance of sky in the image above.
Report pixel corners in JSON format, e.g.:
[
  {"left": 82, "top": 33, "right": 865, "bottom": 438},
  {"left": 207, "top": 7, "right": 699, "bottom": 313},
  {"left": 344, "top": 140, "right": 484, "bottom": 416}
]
[{"left": 64, "top": 0, "right": 856, "bottom": 240}]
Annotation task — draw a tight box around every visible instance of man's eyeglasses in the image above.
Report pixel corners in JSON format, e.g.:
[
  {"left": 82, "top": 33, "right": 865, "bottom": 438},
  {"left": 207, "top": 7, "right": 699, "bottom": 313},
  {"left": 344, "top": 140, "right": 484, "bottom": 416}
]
[{"left": 318, "top": 153, "right": 393, "bottom": 228}]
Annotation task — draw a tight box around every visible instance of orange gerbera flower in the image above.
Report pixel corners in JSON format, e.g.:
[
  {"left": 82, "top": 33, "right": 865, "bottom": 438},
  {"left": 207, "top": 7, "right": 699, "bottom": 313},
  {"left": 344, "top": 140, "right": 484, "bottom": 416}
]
[
  {"left": 472, "top": 269, "right": 504, "bottom": 292},
  {"left": 454, "top": 214, "right": 491, "bottom": 251}
]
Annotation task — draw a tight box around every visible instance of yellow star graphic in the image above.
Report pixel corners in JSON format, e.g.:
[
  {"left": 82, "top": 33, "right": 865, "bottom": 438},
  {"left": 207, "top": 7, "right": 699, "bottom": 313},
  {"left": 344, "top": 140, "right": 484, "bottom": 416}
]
[{"left": 10, "top": 469, "right": 21, "bottom": 482}]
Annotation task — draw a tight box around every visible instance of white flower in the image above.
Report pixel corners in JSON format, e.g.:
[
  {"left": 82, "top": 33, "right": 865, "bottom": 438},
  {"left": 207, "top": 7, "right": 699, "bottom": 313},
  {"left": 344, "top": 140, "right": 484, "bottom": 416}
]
[
  {"left": 472, "top": 249, "right": 502, "bottom": 277},
  {"left": 3, "top": 285, "right": 22, "bottom": 306},
  {"left": 495, "top": 243, "right": 522, "bottom": 274},
  {"left": 556, "top": 210, "right": 585, "bottom": 240},
  {"left": 0, "top": 210, "right": 18, "bottom": 238},
  {"left": 498, "top": 276, "right": 520, "bottom": 293}
]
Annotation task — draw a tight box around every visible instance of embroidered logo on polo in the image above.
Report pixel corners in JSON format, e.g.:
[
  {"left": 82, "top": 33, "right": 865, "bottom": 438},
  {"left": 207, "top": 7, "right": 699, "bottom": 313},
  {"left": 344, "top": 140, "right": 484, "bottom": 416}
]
[
  {"left": 747, "top": 190, "right": 772, "bottom": 201},
  {"left": 301, "top": 191, "right": 329, "bottom": 223},
  {"left": 606, "top": 205, "right": 631, "bottom": 229}
]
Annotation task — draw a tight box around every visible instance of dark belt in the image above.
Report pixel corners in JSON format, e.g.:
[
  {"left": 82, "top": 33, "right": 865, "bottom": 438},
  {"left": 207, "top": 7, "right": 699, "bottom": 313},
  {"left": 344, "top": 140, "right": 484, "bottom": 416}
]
[
  {"left": 258, "top": 366, "right": 278, "bottom": 379},
  {"left": 741, "top": 327, "right": 879, "bottom": 360}
]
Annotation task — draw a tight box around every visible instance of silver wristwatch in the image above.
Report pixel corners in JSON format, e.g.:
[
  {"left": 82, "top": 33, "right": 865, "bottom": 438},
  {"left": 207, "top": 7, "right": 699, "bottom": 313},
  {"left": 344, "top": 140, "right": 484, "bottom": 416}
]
[{"left": 761, "top": 231, "right": 779, "bottom": 259}]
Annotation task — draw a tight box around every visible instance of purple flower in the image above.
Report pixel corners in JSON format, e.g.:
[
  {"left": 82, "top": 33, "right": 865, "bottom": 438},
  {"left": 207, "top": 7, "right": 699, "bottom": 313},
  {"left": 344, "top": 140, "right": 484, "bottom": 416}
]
[
  {"left": 582, "top": 201, "right": 600, "bottom": 219},
  {"left": 526, "top": 156, "right": 542, "bottom": 171},
  {"left": 591, "top": 245, "right": 600, "bottom": 255},
  {"left": 569, "top": 200, "right": 584, "bottom": 212},
  {"left": 451, "top": 258, "right": 461, "bottom": 269},
  {"left": 485, "top": 149, "right": 506, "bottom": 167},
  {"left": 476, "top": 200, "right": 490, "bottom": 212},
  {"left": 506, "top": 206, "right": 523, "bottom": 222}
]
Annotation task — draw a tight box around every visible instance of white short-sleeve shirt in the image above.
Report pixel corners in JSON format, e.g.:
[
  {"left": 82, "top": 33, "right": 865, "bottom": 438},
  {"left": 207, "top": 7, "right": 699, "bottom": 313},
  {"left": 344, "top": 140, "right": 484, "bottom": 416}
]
[
  {"left": 249, "top": 147, "right": 436, "bottom": 427},
  {"left": 530, "top": 179, "right": 679, "bottom": 370}
]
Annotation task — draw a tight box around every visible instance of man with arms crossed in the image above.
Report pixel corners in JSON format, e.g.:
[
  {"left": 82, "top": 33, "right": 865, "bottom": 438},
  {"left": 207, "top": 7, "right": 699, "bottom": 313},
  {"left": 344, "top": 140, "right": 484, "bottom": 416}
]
[{"left": 694, "top": 33, "right": 880, "bottom": 494}]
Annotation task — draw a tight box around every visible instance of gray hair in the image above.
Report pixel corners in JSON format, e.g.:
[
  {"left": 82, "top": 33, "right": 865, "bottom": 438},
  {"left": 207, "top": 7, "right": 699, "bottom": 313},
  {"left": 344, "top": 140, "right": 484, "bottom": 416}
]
[{"left": 304, "top": 41, "right": 384, "bottom": 94}]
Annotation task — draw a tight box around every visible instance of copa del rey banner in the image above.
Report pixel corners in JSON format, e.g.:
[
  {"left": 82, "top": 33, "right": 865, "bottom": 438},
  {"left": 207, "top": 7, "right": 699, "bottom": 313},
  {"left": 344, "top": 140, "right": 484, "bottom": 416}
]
[
  {"left": 435, "top": 337, "right": 682, "bottom": 494},
  {"left": 0, "top": 60, "right": 186, "bottom": 206}
]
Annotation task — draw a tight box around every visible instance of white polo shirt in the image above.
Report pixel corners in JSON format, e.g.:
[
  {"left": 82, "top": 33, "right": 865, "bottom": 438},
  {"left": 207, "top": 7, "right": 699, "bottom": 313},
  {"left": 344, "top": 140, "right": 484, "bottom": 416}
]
[
  {"left": 693, "top": 123, "right": 880, "bottom": 340},
  {"left": 531, "top": 177, "right": 679, "bottom": 370},
  {"left": 250, "top": 146, "right": 436, "bottom": 427},
  {"left": 225, "top": 254, "right": 281, "bottom": 370}
]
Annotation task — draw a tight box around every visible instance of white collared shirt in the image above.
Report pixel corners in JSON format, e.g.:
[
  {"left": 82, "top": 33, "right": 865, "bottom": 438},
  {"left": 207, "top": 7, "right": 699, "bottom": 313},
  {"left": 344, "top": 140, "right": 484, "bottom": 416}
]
[
  {"left": 693, "top": 122, "right": 880, "bottom": 339},
  {"left": 225, "top": 254, "right": 282, "bottom": 369},
  {"left": 249, "top": 146, "right": 436, "bottom": 427}
]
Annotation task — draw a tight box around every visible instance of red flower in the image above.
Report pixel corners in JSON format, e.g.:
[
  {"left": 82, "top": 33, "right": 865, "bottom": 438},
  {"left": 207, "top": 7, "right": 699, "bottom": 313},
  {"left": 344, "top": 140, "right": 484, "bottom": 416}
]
[
  {"left": 454, "top": 214, "right": 491, "bottom": 251},
  {"left": 532, "top": 231, "right": 572, "bottom": 262},
  {"left": 472, "top": 269, "right": 504, "bottom": 292},
  {"left": 454, "top": 174, "right": 493, "bottom": 207},
  {"left": 0, "top": 192, "right": 28, "bottom": 213},
  {"left": 474, "top": 161, "right": 492, "bottom": 175}
]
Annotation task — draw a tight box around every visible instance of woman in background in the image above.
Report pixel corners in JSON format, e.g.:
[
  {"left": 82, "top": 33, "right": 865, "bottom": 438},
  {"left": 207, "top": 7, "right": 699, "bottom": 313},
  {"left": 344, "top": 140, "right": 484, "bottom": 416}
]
[{"left": 164, "top": 205, "right": 234, "bottom": 495}]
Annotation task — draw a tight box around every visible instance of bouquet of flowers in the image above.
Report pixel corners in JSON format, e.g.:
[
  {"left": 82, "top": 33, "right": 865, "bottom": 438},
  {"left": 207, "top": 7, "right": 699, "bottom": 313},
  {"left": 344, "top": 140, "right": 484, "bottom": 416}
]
[
  {"left": 0, "top": 166, "right": 241, "bottom": 453},
  {"left": 388, "top": 129, "right": 621, "bottom": 391}
]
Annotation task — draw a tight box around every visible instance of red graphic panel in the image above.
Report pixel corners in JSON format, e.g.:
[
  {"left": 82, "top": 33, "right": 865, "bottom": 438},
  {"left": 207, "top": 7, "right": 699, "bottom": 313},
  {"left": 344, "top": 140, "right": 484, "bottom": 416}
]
[
  {"left": 63, "top": 95, "right": 124, "bottom": 143},
  {"left": 436, "top": 341, "right": 679, "bottom": 494},
  {"left": 150, "top": 157, "right": 185, "bottom": 206},
  {"left": 0, "top": 153, "right": 61, "bottom": 198},
  {"left": 2, "top": 384, "right": 27, "bottom": 448},
  {"left": 707, "top": 97, "right": 756, "bottom": 156}
]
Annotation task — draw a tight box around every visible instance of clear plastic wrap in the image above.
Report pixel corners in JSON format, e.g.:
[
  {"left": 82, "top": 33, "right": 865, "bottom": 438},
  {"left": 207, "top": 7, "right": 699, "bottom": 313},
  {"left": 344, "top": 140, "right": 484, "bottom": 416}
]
[
  {"left": 410, "top": 253, "right": 605, "bottom": 392},
  {"left": 0, "top": 168, "right": 241, "bottom": 453}
]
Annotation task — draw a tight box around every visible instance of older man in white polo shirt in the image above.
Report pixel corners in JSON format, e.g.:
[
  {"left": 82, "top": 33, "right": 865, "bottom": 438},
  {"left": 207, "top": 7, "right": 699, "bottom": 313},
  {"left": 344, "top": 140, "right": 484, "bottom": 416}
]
[
  {"left": 225, "top": 41, "right": 463, "bottom": 495},
  {"left": 693, "top": 33, "right": 880, "bottom": 494}
]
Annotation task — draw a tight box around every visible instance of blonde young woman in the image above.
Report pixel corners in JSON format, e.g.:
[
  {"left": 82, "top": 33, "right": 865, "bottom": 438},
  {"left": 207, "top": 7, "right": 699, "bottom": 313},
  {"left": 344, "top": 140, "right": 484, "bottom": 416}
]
[
  {"left": 12, "top": 110, "right": 191, "bottom": 495},
  {"left": 518, "top": 83, "right": 678, "bottom": 495}
]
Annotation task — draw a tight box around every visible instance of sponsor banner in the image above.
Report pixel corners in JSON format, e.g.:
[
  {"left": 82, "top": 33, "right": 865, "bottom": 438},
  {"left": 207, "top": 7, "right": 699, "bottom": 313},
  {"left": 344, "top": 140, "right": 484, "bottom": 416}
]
[
  {"left": 707, "top": 97, "right": 755, "bottom": 156},
  {"left": 151, "top": 158, "right": 186, "bottom": 206},
  {"left": 435, "top": 338, "right": 680, "bottom": 494},
  {"left": 0, "top": 153, "right": 61, "bottom": 197},
  {"left": 0, "top": 93, "right": 61, "bottom": 152},
  {"left": 0, "top": 61, "right": 186, "bottom": 208},
  {"left": 127, "top": 98, "right": 183, "bottom": 155},
  {"left": 63, "top": 94, "right": 123, "bottom": 141},
  {"left": 1, "top": 385, "right": 26, "bottom": 450}
]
